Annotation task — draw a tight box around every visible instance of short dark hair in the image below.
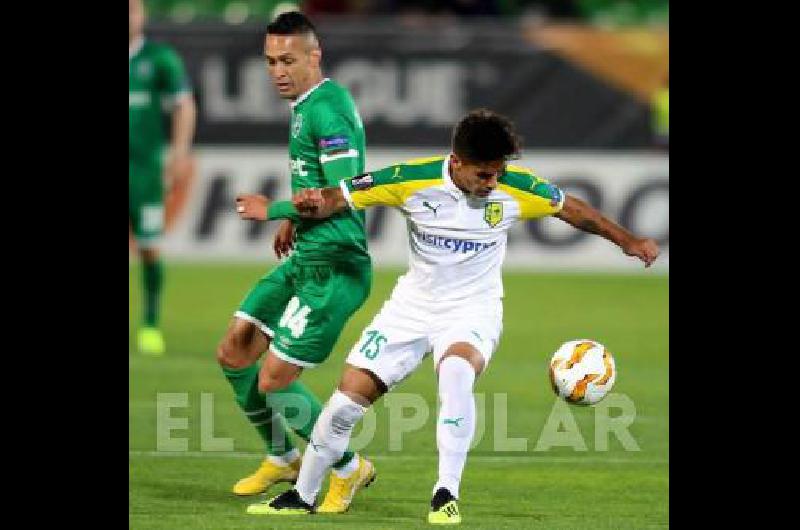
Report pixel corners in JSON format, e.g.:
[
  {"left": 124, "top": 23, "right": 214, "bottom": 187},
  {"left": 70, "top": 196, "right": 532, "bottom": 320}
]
[
  {"left": 266, "top": 11, "right": 318, "bottom": 39},
  {"left": 452, "top": 109, "right": 521, "bottom": 163}
]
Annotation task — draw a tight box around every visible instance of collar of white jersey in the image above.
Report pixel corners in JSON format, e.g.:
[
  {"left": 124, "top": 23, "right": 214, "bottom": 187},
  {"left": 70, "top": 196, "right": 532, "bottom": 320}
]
[
  {"left": 129, "top": 36, "right": 145, "bottom": 60},
  {"left": 442, "top": 154, "right": 465, "bottom": 199},
  {"left": 291, "top": 77, "right": 330, "bottom": 109}
]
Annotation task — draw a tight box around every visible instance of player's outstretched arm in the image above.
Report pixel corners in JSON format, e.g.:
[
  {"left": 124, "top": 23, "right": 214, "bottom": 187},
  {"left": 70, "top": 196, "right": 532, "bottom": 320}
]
[
  {"left": 235, "top": 194, "right": 306, "bottom": 223},
  {"left": 555, "top": 194, "right": 660, "bottom": 267},
  {"left": 234, "top": 186, "right": 348, "bottom": 222},
  {"left": 235, "top": 194, "right": 271, "bottom": 220},
  {"left": 234, "top": 196, "right": 295, "bottom": 258},
  {"left": 292, "top": 187, "right": 349, "bottom": 219}
]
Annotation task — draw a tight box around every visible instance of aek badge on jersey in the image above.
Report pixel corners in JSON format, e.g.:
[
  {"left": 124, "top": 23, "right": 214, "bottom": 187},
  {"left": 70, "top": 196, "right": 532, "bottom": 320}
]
[{"left": 484, "top": 202, "right": 503, "bottom": 227}]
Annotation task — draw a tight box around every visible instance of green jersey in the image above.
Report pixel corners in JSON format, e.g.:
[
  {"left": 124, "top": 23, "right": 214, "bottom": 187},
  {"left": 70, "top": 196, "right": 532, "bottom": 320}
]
[
  {"left": 279, "top": 78, "right": 370, "bottom": 263},
  {"left": 129, "top": 38, "right": 191, "bottom": 167}
]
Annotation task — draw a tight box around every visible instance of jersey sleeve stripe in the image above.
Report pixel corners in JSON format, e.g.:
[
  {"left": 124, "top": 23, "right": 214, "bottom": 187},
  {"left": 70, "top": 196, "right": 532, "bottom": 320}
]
[
  {"left": 498, "top": 183, "right": 563, "bottom": 219},
  {"left": 160, "top": 90, "right": 193, "bottom": 108},
  {"left": 349, "top": 178, "right": 443, "bottom": 209},
  {"left": 339, "top": 179, "right": 356, "bottom": 209},
  {"left": 172, "top": 89, "right": 193, "bottom": 101},
  {"left": 506, "top": 164, "right": 536, "bottom": 176},
  {"left": 404, "top": 155, "right": 446, "bottom": 166},
  {"left": 321, "top": 149, "right": 359, "bottom": 164}
]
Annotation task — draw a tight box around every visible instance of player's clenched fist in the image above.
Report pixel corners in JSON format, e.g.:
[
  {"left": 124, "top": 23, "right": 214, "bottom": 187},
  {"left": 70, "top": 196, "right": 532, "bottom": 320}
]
[
  {"left": 622, "top": 237, "right": 660, "bottom": 268},
  {"left": 236, "top": 194, "right": 270, "bottom": 221},
  {"left": 293, "top": 188, "right": 326, "bottom": 217}
]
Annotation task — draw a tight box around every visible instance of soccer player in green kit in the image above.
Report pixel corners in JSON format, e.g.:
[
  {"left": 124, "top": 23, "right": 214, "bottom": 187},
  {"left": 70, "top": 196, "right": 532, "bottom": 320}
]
[
  {"left": 216, "top": 12, "right": 375, "bottom": 514},
  {"left": 129, "top": 0, "right": 196, "bottom": 355}
]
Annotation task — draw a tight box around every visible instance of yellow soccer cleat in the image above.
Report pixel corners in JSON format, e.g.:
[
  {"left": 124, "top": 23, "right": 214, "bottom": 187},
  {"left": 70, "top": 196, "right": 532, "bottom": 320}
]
[
  {"left": 317, "top": 454, "right": 376, "bottom": 514},
  {"left": 233, "top": 457, "right": 300, "bottom": 496},
  {"left": 137, "top": 327, "right": 165, "bottom": 356},
  {"left": 428, "top": 488, "right": 461, "bottom": 525},
  {"left": 246, "top": 489, "right": 314, "bottom": 515}
]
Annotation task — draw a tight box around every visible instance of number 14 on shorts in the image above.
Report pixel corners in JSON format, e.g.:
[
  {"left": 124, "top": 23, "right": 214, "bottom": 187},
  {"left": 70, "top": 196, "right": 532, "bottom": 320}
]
[
  {"left": 279, "top": 296, "right": 311, "bottom": 338},
  {"left": 359, "top": 330, "right": 386, "bottom": 359}
]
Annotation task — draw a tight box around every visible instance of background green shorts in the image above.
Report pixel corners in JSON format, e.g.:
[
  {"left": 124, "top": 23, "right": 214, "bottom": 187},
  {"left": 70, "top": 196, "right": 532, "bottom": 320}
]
[
  {"left": 236, "top": 256, "right": 372, "bottom": 367},
  {"left": 129, "top": 160, "right": 164, "bottom": 247}
]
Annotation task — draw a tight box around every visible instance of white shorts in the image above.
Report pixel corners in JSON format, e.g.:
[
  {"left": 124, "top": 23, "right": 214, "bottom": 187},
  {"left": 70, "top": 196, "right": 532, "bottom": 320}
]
[{"left": 346, "top": 288, "right": 503, "bottom": 389}]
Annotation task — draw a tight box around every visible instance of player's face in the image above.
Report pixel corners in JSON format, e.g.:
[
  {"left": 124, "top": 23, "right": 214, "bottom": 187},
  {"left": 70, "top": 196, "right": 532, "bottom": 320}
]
[
  {"left": 264, "top": 34, "right": 321, "bottom": 100},
  {"left": 129, "top": 0, "right": 145, "bottom": 41},
  {"left": 450, "top": 155, "right": 505, "bottom": 198}
]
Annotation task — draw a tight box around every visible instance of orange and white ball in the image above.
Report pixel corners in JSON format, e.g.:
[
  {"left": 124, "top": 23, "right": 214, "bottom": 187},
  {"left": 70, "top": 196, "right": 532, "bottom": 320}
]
[{"left": 549, "top": 340, "right": 616, "bottom": 405}]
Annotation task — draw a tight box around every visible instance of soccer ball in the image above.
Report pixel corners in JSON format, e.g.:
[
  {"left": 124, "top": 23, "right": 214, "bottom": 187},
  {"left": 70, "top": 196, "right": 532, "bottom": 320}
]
[{"left": 549, "top": 339, "right": 616, "bottom": 405}]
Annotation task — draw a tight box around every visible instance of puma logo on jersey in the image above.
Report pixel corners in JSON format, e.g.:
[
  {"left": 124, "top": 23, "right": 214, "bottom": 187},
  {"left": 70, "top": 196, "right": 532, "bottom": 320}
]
[{"left": 422, "top": 201, "right": 441, "bottom": 216}]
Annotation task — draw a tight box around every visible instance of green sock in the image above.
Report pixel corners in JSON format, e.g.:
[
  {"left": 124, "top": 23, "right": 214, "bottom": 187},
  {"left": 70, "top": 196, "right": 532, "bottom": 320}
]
[
  {"left": 222, "top": 365, "right": 295, "bottom": 456},
  {"left": 142, "top": 260, "right": 163, "bottom": 327},
  {"left": 266, "top": 380, "right": 355, "bottom": 469}
]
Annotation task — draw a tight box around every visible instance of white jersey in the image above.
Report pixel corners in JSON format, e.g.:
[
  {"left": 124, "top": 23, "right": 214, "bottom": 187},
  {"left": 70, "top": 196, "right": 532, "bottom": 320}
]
[{"left": 340, "top": 154, "right": 565, "bottom": 302}]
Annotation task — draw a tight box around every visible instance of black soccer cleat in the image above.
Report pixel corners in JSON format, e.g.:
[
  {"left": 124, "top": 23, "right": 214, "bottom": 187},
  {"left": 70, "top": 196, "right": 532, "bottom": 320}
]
[
  {"left": 246, "top": 488, "right": 315, "bottom": 516},
  {"left": 429, "top": 487, "right": 461, "bottom": 524}
]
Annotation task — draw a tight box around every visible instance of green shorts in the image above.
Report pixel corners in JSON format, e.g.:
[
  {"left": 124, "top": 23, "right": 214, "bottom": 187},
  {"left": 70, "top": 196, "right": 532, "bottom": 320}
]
[
  {"left": 129, "top": 160, "right": 164, "bottom": 247},
  {"left": 236, "top": 256, "right": 372, "bottom": 367}
]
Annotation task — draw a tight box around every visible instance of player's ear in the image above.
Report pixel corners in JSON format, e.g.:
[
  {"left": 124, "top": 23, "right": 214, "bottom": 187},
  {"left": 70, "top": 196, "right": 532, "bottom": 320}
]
[{"left": 309, "top": 48, "right": 322, "bottom": 68}]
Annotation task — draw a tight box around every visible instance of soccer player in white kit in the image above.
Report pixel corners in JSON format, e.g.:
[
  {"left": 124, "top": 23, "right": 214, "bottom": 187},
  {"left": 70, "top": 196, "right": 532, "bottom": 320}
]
[{"left": 236, "top": 109, "right": 660, "bottom": 523}]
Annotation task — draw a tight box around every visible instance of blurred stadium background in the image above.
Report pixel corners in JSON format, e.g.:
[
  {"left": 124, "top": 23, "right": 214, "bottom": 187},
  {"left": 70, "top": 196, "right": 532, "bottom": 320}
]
[
  {"left": 130, "top": 2, "right": 668, "bottom": 528},
  {"left": 140, "top": 0, "right": 668, "bottom": 269}
]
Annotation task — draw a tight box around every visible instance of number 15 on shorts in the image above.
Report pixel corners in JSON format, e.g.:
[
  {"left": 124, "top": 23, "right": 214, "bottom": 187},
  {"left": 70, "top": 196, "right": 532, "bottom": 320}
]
[{"left": 359, "top": 329, "right": 386, "bottom": 360}]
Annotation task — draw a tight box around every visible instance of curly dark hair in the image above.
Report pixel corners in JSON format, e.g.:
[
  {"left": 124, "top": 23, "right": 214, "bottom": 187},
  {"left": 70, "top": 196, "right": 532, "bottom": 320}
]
[{"left": 452, "top": 109, "right": 521, "bottom": 162}]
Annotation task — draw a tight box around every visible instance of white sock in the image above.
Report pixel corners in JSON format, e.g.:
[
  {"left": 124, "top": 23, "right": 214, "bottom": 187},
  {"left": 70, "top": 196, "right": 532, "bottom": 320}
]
[
  {"left": 295, "top": 391, "right": 367, "bottom": 505},
  {"left": 434, "top": 356, "right": 477, "bottom": 499},
  {"left": 332, "top": 453, "right": 360, "bottom": 478},
  {"left": 267, "top": 447, "right": 300, "bottom": 467}
]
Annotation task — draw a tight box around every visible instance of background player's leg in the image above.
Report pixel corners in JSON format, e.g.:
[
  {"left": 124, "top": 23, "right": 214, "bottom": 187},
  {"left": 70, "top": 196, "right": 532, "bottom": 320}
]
[
  {"left": 131, "top": 167, "right": 167, "bottom": 355},
  {"left": 139, "top": 247, "right": 163, "bottom": 330}
]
